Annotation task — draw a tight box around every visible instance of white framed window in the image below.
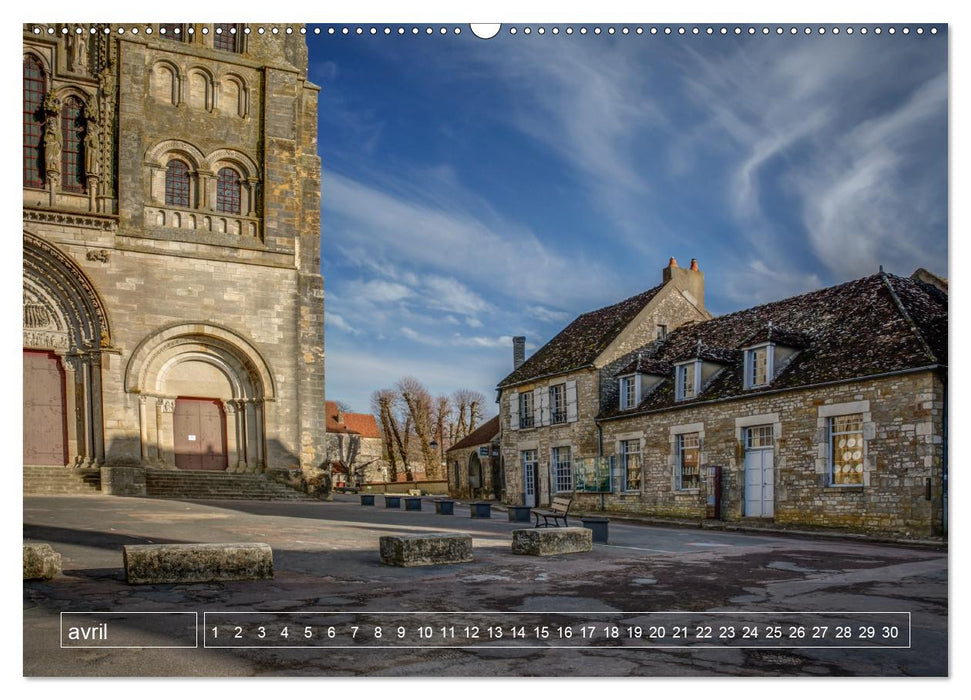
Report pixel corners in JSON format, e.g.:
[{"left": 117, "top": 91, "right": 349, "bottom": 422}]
[
  {"left": 620, "top": 439, "right": 641, "bottom": 491},
  {"left": 550, "top": 383, "right": 567, "bottom": 424},
  {"left": 676, "top": 432, "right": 701, "bottom": 490},
  {"left": 519, "top": 391, "right": 534, "bottom": 428},
  {"left": 552, "top": 445, "right": 573, "bottom": 492},
  {"left": 829, "top": 414, "right": 864, "bottom": 486},
  {"left": 656, "top": 324, "right": 668, "bottom": 341},
  {"left": 675, "top": 361, "right": 699, "bottom": 401},
  {"left": 619, "top": 374, "right": 639, "bottom": 410},
  {"left": 522, "top": 449, "right": 537, "bottom": 496},
  {"left": 744, "top": 344, "right": 773, "bottom": 389}
]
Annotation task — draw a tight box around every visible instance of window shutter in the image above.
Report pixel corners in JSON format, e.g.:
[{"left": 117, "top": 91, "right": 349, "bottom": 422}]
[
  {"left": 539, "top": 389, "right": 550, "bottom": 426},
  {"left": 634, "top": 374, "right": 642, "bottom": 405},
  {"left": 565, "top": 380, "right": 578, "bottom": 422},
  {"left": 509, "top": 391, "right": 519, "bottom": 430},
  {"left": 532, "top": 388, "right": 543, "bottom": 427}
]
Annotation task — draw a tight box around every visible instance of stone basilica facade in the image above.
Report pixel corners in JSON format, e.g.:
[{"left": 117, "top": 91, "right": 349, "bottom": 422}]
[{"left": 22, "top": 24, "right": 325, "bottom": 494}]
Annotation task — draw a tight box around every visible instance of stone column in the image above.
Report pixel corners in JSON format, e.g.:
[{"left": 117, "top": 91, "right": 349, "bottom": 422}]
[
  {"left": 223, "top": 400, "right": 240, "bottom": 472},
  {"left": 197, "top": 170, "right": 213, "bottom": 210},
  {"left": 138, "top": 395, "right": 150, "bottom": 461},
  {"left": 253, "top": 399, "right": 265, "bottom": 470},
  {"left": 157, "top": 398, "right": 176, "bottom": 466},
  {"left": 61, "top": 354, "right": 80, "bottom": 467},
  {"left": 246, "top": 177, "right": 258, "bottom": 217},
  {"left": 89, "top": 352, "right": 105, "bottom": 466},
  {"left": 244, "top": 400, "right": 260, "bottom": 473}
]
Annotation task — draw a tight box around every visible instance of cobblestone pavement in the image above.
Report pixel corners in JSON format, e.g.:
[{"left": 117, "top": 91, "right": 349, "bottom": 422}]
[{"left": 23, "top": 494, "right": 948, "bottom": 677}]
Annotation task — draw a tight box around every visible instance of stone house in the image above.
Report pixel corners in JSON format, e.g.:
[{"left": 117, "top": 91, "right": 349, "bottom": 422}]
[
  {"left": 445, "top": 415, "right": 500, "bottom": 500},
  {"left": 324, "top": 401, "right": 387, "bottom": 487},
  {"left": 22, "top": 24, "right": 325, "bottom": 496},
  {"left": 501, "top": 264, "right": 947, "bottom": 538},
  {"left": 497, "top": 259, "right": 710, "bottom": 507}
]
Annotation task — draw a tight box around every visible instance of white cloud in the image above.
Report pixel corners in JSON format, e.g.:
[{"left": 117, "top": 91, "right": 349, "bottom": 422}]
[
  {"left": 323, "top": 171, "right": 614, "bottom": 307},
  {"left": 325, "top": 311, "right": 361, "bottom": 335},
  {"left": 526, "top": 305, "right": 571, "bottom": 324}
]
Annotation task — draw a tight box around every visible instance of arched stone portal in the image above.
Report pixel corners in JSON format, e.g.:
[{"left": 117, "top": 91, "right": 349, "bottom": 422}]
[
  {"left": 125, "top": 322, "right": 274, "bottom": 472},
  {"left": 23, "top": 231, "right": 110, "bottom": 467},
  {"left": 468, "top": 452, "right": 482, "bottom": 499}
]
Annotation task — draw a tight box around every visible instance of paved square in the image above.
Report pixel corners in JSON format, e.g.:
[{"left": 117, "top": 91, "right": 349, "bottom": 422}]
[{"left": 24, "top": 494, "right": 947, "bottom": 677}]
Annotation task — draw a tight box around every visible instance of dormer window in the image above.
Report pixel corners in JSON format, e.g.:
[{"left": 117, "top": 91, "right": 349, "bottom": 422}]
[
  {"left": 675, "top": 361, "right": 699, "bottom": 401},
  {"left": 619, "top": 374, "right": 640, "bottom": 410},
  {"left": 744, "top": 344, "right": 773, "bottom": 389}
]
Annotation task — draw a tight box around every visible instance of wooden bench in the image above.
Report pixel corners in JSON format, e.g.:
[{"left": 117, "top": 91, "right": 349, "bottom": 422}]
[{"left": 531, "top": 495, "right": 573, "bottom": 528}]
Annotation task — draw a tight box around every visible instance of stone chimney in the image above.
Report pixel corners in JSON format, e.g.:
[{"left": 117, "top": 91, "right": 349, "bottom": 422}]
[
  {"left": 662, "top": 257, "right": 705, "bottom": 310},
  {"left": 512, "top": 336, "right": 526, "bottom": 370}
]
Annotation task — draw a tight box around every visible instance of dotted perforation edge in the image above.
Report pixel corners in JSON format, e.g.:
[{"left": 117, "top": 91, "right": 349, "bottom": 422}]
[{"left": 29, "top": 24, "right": 941, "bottom": 37}]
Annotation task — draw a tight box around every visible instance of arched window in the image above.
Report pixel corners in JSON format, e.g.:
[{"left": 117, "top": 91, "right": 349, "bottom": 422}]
[
  {"left": 216, "top": 167, "right": 241, "bottom": 214},
  {"left": 23, "top": 55, "right": 46, "bottom": 188},
  {"left": 165, "top": 159, "right": 191, "bottom": 207},
  {"left": 213, "top": 24, "right": 239, "bottom": 52},
  {"left": 60, "top": 96, "right": 86, "bottom": 193}
]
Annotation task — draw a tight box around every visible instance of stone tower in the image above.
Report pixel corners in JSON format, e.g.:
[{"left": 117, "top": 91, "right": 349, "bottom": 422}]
[{"left": 22, "top": 23, "right": 325, "bottom": 494}]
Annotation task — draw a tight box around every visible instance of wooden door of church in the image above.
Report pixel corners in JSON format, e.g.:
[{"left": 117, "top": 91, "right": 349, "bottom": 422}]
[
  {"left": 23, "top": 350, "right": 68, "bottom": 465},
  {"left": 173, "top": 397, "right": 228, "bottom": 471}
]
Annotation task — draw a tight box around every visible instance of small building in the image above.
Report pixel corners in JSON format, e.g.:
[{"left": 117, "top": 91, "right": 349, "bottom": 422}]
[
  {"left": 445, "top": 416, "right": 500, "bottom": 500},
  {"left": 324, "top": 401, "right": 387, "bottom": 487}
]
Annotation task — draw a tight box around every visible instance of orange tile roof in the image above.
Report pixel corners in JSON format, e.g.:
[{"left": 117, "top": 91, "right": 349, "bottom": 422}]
[{"left": 325, "top": 400, "right": 382, "bottom": 438}]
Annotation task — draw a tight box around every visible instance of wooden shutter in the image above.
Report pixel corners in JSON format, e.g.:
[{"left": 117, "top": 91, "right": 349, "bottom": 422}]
[
  {"left": 565, "top": 380, "right": 578, "bottom": 422},
  {"left": 509, "top": 391, "right": 519, "bottom": 430},
  {"left": 532, "top": 387, "right": 543, "bottom": 427},
  {"left": 538, "top": 389, "right": 550, "bottom": 426}
]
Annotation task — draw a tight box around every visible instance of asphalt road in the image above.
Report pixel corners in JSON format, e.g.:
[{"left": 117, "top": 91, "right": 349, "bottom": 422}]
[{"left": 23, "top": 494, "right": 948, "bottom": 677}]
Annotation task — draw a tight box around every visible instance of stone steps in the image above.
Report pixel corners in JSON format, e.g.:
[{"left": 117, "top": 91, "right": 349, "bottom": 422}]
[
  {"left": 145, "top": 470, "right": 313, "bottom": 500},
  {"left": 23, "top": 466, "right": 102, "bottom": 495}
]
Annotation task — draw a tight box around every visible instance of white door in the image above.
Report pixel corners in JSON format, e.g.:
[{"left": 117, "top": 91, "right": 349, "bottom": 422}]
[
  {"left": 523, "top": 451, "right": 537, "bottom": 508},
  {"left": 744, "top": 426, "right": 774, "bottom": 517}
]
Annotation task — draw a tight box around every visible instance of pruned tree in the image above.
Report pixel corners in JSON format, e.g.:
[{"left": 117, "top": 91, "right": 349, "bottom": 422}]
[
  {"left": 397, "top": 377, "right": 439, "bottom": 480},
  {"left": 371, "top": 388, "right": 403, "bottom": 482}
]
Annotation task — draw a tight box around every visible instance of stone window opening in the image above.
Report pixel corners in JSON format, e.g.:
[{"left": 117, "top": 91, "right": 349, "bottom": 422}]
[
  {"left": 676, "top": 432, "right": 700, "bottom": 490},
  {"left": 164, "top": 159, "right": 191, "bottom": 207},
  {"left": 60, "top": 96, "right": 87, "bottom": 193},
  {"left": 160, "top": 24, "right": 186, "bottom": 41},
  {"left": 519, "top": 391, "right": 534, "bottom": 429},
  {"left": 216, "top": 166, "right": 242, "bottom": 215},
  {"left": 829, "top": 414, "right": 864, "bottom": 486},
  {"left": 214, "top": 24, "right": 241, "bottom": 52},
  {"left": 620, "top": 438, "right": 641, "bottom": 491},
  {"left": 23, "top": 54, "right": 46, "bottom": 188},
  {"left": 552, "top": 445, "right": 573, "bottom": 493},
  {"left": 549, "top": 383, "right": 567, "bottom": 424}
]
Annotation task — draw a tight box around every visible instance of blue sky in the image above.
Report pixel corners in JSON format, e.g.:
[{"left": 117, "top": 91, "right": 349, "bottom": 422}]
[{"left": 310, "top": 24, "right": 948, "bottom": 415}]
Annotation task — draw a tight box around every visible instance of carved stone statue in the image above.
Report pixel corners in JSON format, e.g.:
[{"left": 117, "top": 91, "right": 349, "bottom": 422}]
[
  {"left": 68, "top": 27, "right": 88, "bottom": 72},
  {"left": 84, "top": 117, "right": 100, "bottom": 175},
  {"left": 43, "top": 113, "right": 61, "bottom": 177}
]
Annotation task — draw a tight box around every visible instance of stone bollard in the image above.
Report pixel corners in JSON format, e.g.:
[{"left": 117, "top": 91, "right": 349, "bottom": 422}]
[
  {"left": 24, "top": 543, "right": 62, "bottom": 580},
  {"left": 379, "top": 533, "right": 473, "bottom": 567},
  {"left": 512, "top": 527, "right": 592, "bottom": 556}
]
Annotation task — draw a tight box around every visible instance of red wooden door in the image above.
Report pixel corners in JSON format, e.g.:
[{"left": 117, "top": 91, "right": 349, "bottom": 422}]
[
  {"left": 23, "top": 350, "right": 68, "bottom": 465},
  {"left": 173, "top": 397, "right": 228, "bottom": 471}
]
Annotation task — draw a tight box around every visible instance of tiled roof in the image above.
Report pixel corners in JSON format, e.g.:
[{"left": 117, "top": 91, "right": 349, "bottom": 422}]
[
  {"left": 325, "top": 400, "right": 382, "bottom": 438},
  {"left": 497, "top": 284, "right": 665, "bottom": 388},
  {"left": 613, "top": 354, "right": 673, "bottom": 378},
  {"left": 447, "top": 415, "right": 500, "bottom": 452},
  {"left": 600, "top": 272, "right": 946, "bottom": 419}
]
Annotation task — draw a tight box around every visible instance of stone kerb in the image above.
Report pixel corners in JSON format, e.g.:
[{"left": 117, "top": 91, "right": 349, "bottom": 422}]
[
  {"left": 123, "top": 543, "right": 273, "bottom": 584},
  {"left": 379, "top": 533, "right": 473, "bottom": 567},
  {"left": 24, "top": 543, "right": 62, "bottom": 580},
  {"left": 511, "top": 527, "right": 593, "bottom": 556}
]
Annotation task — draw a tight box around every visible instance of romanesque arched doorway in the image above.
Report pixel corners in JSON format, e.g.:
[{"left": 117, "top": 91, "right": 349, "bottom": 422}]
[
  {"left": 23, "top": 232, "right": 110, "bottom": 468},
  {"left": 125, "top": 323, "right": 274, "bottom": 472}
]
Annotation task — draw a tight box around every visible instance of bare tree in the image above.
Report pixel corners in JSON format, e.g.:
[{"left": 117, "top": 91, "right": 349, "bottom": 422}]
[
  {"left": 452, "top": 389, "right": 486, "bottom": 439},
  {"left": 397, "top": 377, "right": 439, "bottom": 480},
  {"left": 371, "top": 389, "right": 402, "bottom": 482}
]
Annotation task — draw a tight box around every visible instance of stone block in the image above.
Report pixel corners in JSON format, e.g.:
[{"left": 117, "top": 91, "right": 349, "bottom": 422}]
[
  {"left": 123, "top": 543, "right": 273, "bottom": 584},
  {"left": 512, "top": 527, "right": 593, "bottom": 556},
  {"left": 24, "top": 543, "right": 62, "bottom": 580},
  {"left": 379, "top": 533, "right": 473, "bottom": 567},
  {"left": 101, "top": 465, "right": 147, "bottom": 496}
]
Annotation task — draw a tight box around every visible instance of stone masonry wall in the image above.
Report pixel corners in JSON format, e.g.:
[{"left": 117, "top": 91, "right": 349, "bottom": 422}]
[{"left": 593, "top": 371, "right": 944, "bottom": 537}]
